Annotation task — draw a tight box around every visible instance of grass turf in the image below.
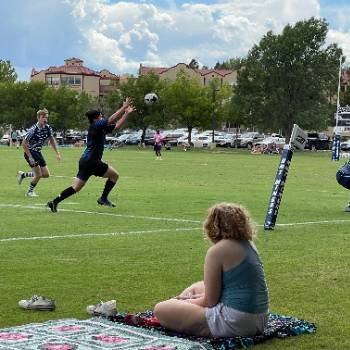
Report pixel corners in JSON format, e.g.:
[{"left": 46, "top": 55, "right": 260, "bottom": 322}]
[{"left": 0, "top": 145, "right": 349, "bottom": 349}]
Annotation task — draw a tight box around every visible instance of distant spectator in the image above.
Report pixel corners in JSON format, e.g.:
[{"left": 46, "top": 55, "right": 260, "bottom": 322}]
[
  {"left": 251, "top": 144, "right": 262, "bottom": 154},
  {"left": 269, "top": 142, "right": 279, "bottom": 154},
  {"left": 11, "top": 130, "right": 19, "bottom": 148},
  {"left": 154, "top": 130, "right": 164, "bottom": 160}
]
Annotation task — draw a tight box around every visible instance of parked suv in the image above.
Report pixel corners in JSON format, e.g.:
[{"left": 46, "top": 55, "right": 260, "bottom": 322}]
[
  {"left": 231, "top": 132, "right": 265, "bottom": 149},
  {"left": 304, "top": 132, "right": 331, "bottom": 151}
]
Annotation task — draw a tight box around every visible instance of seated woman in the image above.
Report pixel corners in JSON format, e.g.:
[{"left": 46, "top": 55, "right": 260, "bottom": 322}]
[
  {"left": 154, "top": 203, "right": 269, "bottom": 338},
  {"left": 250, "top": 144, "right": 262, "bottom": 154}
]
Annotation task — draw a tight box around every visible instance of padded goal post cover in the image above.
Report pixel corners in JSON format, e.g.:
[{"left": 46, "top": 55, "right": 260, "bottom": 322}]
[
  {"left": 331, "top": 134, "right": 341, "bottom": 161},
  {"left": 290, "top": 124, "right": 307, "bottom": 150},
  {"left": 264, "top": 144, "right": 293, "bottom": 230}
]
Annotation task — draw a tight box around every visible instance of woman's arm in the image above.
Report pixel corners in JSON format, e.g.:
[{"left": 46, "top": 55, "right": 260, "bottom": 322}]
[{"left": 187, "top": 245, "right": 222, "bottom": 307}]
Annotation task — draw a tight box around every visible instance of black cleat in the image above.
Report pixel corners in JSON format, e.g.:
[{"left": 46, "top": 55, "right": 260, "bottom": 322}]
[
  {"left": 47, "top": 201, "right": 58, "bottom": 213},
  {"left": 97, "top": 197, "right": 116, "bottom": 208}
]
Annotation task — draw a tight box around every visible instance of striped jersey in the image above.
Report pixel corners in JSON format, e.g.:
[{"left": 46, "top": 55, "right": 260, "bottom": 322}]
[{"left": 24, "top": 123, "right": 53, "bottom": 152}]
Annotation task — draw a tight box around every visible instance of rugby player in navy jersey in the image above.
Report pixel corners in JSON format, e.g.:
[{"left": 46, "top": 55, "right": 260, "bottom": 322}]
[
  {"left": 17, "top": 109, "right": 61, "bottom": 197},
  {"left": 336, "top": 160, "right": 350, "bottom": 211},
  {"left": 47, "top": 98, "right": 134, "bottom": 212}
]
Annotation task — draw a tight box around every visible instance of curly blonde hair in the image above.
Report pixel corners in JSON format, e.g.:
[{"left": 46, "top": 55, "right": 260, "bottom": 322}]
[{"left": 203, "top": 203, "right": 256, "bottom": 243}]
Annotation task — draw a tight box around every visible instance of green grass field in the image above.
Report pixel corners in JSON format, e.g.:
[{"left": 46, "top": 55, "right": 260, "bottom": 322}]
[{"left": 0, "top": 146, "right": 349, "bottom": 349}]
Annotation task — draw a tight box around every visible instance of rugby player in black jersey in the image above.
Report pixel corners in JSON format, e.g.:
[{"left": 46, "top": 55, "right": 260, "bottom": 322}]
[{"left": 47, "top": 98, "right": 134, "bottom": 212}]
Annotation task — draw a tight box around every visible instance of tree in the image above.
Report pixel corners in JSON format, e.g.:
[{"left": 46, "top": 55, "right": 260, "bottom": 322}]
[
  {"left": 188, "top": 59, "right": 199, "bottom": 70},
  {"left": 163, "top": 70, "right": 211, "bottom": 143},
  {"left": 207, "top": 78, "right": 234, "bottom": 133},
  {"left": 0, "top": 60, "right": 17, "bottom": 83},
  {"left": 75, "top": 91, "right": 98, "bottom": 130},
  {"left": 214, "top": 57, "right": 244, "bottom": 71},
  {"left": 105, "top": 90, "right": 123, "bottom": 116},
  {"left": 0, "top": 81, "right": 47, "bottom": 128},
  {"left": 232, "top": 17, "right": 342, "bottom": 140},
  {"left": 41, "top": 86, "right": 85, "bottom": 132},
  {"left": 340, "top": 68, "right": 350, "bottom": 107},
  {"left": 120, "top": 74, "right": 166, "bottom": 143}
]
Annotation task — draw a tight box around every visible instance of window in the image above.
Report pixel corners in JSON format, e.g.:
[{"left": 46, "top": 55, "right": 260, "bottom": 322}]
[
  {"left": 61, "top": 76, "right": 81, "bottom": 86},
  {"left": 46, "top": 76, "right": 60, "bottom": 85}
]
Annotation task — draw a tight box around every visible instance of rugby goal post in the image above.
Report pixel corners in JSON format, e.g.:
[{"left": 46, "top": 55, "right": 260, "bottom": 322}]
[{"left": 264, "top": 124, "right": 306, "bottom": 230}]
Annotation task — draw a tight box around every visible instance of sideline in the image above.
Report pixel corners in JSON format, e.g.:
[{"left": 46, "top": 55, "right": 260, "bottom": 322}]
[
  {"left": 1, "top": 203, "right": 350, "bottom": 243},
  {"left": 0, "top": 204, "right": 201, "bottom": 223},
  {"left": 0, "top": 227, "right": 202, "bottom": 242}
]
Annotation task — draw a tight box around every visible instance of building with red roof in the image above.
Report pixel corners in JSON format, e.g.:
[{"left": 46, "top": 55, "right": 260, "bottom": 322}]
[
  {"left": 139, "top": 63, "right": 237, "bottom": 87},
  {"left": 31, "top": 57, "right": 120, "bottom": 98}
]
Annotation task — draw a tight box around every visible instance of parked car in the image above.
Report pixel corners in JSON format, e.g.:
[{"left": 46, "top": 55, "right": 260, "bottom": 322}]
[
  {"left": 0, "top": 134, "right": 10, "bottom": 145},
  {"left": 125, "top": 132, "right": 141, "bottom": 145},
  {"left": 217, "top": 133, "right": 236, "bottom": 147},
  {"left": 163, "top": 131, "right": 188, "bottom": 146},
  {"left": 191, "top": 135, "right": 212, "bottom": 148},
  {"left": 340, "top": 138, "right": 350, "bottom": 151},
  {"left": 253, "top": 134, "right": 286, "bottom": 149},
  {"left": 304, "top": 132, "right": 331, "bottom": 151},
  {"left": 231, "top": 132, "right": 265, "bottom": 149}
]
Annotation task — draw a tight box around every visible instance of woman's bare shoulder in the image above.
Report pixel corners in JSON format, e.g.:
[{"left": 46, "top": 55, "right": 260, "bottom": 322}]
[
  {"left": 209, "top": 239, "right": 244, "bottom": 254},
  {"left": 208, "top": 239, "right": 246, "bottom": 269}
]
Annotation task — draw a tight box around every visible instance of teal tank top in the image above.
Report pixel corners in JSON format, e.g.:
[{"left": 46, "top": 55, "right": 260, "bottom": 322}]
[{"left": 220, "top": 240, "right": 269, "bottom": 314}]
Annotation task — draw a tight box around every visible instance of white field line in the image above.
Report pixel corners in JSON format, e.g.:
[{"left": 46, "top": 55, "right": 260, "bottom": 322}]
[
  {"left": 270, "top": 219, "right": 350, "bottom": 226},
  {"left": 0, "top": 227, "right": 202, "bottom": 242},
  {"left": 0, "top": 204, "right": 201, "bottom": 224},
  {"left": 49, "top": 175, "right": 133, "bottom": 179},
  {"left": 1, "top": 203, "right": 350, "bottom": 240}
]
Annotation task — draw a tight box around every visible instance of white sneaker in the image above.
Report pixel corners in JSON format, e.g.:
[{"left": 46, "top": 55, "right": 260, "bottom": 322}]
[
  {"left": 86, "top": 300, "right": 117, "bottom": 317},
  {"left": 17, "top": 171, "right": 24, "bottom": 185},
  {"left": 18, "top": 295, "right": 55, "bottom": 311},
  {"left": 26, "top": 191, "right": 38, "bottom": 197}
]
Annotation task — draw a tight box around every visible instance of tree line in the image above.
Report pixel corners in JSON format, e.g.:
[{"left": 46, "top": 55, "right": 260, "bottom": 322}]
[{"left": 1, "top": 17, "right": 350, "bottom": 142}]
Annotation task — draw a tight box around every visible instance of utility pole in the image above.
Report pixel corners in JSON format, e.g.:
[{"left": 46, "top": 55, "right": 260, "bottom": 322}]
[{"left": 211, "top": 87, "right": 219, "bottom": 143}]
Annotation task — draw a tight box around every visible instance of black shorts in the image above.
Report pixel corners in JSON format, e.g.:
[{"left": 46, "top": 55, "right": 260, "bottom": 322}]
[
  {"left": 76, "top": 158, "right": 109, "bottom": 181},
  {"left": 24, "top": 150, "right": 46, "bottom": 168}
]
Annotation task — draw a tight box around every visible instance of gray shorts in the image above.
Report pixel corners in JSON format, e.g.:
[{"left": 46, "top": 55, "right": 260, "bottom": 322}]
[{"left": 205, "top": 303, "right": 268, "bottom": 338}]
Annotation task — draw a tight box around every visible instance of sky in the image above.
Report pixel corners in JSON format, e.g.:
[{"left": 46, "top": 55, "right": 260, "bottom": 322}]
[{"left": 0, "top": 0, "right": 350, "bottom": 81}]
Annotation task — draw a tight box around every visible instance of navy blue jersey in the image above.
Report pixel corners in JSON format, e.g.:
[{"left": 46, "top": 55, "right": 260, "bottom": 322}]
[
  {"left": 336, "top": 161, "right": 350, "bottom": 189},
  {"left": 81, "top": 118, "right": 115, "bottom": 161},
  {"left": 24, "top": 123, "right": 53, "bottom": 152}
]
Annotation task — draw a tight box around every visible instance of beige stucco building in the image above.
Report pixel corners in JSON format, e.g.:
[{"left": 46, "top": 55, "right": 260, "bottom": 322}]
[
  {"left": 31, "top": 58, "right": 120, "bottom": 98},
  {"left": 139, "top": 63, "right": 237, "bottom": 86}
]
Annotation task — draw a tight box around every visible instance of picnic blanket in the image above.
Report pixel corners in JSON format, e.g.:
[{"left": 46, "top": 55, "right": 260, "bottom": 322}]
[
  {"left": 109, "top": 311, "right": 317, "bottom": 350},
  {"left": 0, "top": 312, "right": 316, "bottom": 349},
  {"left": 0, "top": 318, "right": 205, "bottom": 349}
]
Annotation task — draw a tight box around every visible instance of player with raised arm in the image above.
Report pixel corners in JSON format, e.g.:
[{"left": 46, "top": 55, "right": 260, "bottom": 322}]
[{"left": 47, "top": 98, "right": 134, "bottom": 212}]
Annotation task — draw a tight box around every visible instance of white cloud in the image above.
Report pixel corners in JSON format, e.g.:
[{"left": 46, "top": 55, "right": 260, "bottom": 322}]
[
  {"left": 64, "top": 0, "right": 326, "bottom": 73},
  {"left": 327, "top": 29, "right": 350, "bottom": 62},
  {"left": 2, "top": 0, "right": 350, "bottom": 80}
]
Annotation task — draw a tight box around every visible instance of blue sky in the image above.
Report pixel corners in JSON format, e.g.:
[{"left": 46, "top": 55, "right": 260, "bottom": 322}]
[{"left": 0, "top": 0, "right": 349, "bottom": 81}]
